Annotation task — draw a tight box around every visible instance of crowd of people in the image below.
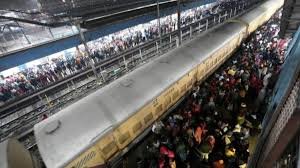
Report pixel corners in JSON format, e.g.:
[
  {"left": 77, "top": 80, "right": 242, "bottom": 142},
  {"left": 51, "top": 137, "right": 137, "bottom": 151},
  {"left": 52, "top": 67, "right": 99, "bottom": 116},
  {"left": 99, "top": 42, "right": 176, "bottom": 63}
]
[
  {"left": 137, "top": 13, "right": 289, "bottom": 168},
  {"left": 0, "top": 0, "right": 241, "bottom": 105},
  {"left": 87, "top": 0, "right": 239, "bottom": 62}
]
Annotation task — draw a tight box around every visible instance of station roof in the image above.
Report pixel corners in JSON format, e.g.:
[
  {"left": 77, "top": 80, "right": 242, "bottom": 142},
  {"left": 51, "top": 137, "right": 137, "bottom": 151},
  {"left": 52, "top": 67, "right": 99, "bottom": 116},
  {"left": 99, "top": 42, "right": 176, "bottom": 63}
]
[
  {"left": 280, "top": 0, "right": 300, "bottom": 38},
  {"left": 0, "top": 139, "right": 34, "bottom": 168},
  {"left": 0, "top": 0, "right": 194, "bottom": 27}
]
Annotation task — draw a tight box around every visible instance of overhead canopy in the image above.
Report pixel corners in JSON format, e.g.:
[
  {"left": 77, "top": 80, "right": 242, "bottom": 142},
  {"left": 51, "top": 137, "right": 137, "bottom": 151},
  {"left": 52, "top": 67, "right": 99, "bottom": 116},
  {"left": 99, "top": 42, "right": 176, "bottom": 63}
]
[
  {"left": 0, "top": 139, "right": 36, "bottom": 168},
  {"left": 0, "top": 0, "right": 40, "bottom": 12},
  {"left": 39, "top": 0, "right": 166, "bottom": 17}
]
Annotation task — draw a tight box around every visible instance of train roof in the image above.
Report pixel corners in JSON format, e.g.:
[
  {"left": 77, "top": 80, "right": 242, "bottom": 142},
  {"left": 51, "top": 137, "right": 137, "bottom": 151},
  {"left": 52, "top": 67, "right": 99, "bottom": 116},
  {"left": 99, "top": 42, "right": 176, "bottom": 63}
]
[{"left": 34, "top": 17, "right": 246, "bottom": 168}]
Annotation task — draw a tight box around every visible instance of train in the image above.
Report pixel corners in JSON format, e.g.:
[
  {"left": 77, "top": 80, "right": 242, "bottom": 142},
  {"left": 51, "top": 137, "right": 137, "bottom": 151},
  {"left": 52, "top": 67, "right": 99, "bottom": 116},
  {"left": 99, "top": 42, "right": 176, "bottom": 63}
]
[{"left": 0, "top": 0, "right": 284, "bottom": 167}]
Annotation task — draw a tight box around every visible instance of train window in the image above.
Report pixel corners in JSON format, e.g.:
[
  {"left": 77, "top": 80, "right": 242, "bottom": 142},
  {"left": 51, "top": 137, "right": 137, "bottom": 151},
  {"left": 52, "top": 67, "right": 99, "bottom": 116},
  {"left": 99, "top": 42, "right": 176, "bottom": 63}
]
[
  {"left": 118, "top": 131, "right": 130, "bottom": 144},
  {"left": 223, "top": 47, "right": 226, "bottom": 55},
  {"left": 227, "top": 45, "right": 231, "bottom": 53},
  {"left": 225, "top": 46, "right": 229, "bottom": 54},
  {"left": 202, "top": 63, "right": 206, "bottom": 70},
  {"left": 164, "top": 97, "right": 171, "bottom": 108},
  {"left": 181, "top": 84, "right": 186, "bottom": 93},
  {"left": 172, "top": 91, "right": 179, "bottom": 101},
  {"left": 229, "top": 43, "right": 233, "bottom": 51},
  {"left": 187, "top": 80, "right": 192, "bottom": 88},
  {"left": 144, "top": 113, "right": 154, "bottom": 124},
  {"left": 205, "top": 62, "right": 210, "bottom": 71},
  {"left": 198, "top": 73, "right": 203, "bottom": 80},
  {"left": 193, "top": 72, "right": 197, "bottom": 78},
  {"left": 132, "top": 122, "right": 142, "bottom": 133},
  {"left": 215, "top": 55, "right": 219, "bottom": 62},
  {"left": 152, "top": 98, "right": 158, "bottom": 107},
  {"left": 155, "top": 104, "right": 163, "bottom": 115},
  {"left": 102, "top": 141, "right": 117, "bottom": 155}
]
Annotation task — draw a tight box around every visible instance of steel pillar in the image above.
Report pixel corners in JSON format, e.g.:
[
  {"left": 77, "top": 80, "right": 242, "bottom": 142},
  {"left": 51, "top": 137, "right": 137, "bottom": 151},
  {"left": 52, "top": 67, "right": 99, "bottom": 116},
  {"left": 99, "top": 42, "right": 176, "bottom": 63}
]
[
  {"left": 76, "top": 24, "right": 99, "bottom": 78},
  {"left": 177, "top": 0, "right": 181, "bottom": 45},
  {"left": 157, "top": 0, "right": 162, "bottom": 45}
]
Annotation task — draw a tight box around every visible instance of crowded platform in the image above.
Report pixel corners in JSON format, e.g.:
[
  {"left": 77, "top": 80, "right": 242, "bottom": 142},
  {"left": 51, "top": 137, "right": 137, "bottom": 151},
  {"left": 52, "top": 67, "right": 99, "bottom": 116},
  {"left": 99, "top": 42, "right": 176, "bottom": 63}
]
[{"left": 139, "top": 12, "right": 289, "bottom": 168}]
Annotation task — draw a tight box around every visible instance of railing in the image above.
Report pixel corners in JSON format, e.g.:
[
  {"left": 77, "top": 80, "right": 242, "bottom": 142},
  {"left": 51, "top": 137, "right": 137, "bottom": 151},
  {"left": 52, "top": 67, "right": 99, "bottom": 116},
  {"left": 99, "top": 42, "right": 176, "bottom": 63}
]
[{"left": 0, "top": 2, "right": 255, "bottom": 148}]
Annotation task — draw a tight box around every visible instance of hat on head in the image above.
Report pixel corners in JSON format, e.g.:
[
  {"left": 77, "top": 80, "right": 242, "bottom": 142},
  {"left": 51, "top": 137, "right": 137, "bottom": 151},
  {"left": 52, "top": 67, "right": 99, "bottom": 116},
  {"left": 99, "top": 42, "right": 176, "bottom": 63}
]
[
  {"left": 168, "top": 150, "right": 175, "bottom": 158},
  {"left": 160, "top": 146, "right": 169, "bottom": 155},
  {"left": 233, "top": 124, "right": 241, "bottom": 133}
]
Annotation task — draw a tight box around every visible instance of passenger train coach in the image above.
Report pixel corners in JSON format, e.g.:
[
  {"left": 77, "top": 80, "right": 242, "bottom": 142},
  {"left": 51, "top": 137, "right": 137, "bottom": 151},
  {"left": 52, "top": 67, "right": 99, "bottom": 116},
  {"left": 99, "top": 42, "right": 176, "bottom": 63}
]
[{"left": 2, "top": 0, "right": 284, "bottom": 167}]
